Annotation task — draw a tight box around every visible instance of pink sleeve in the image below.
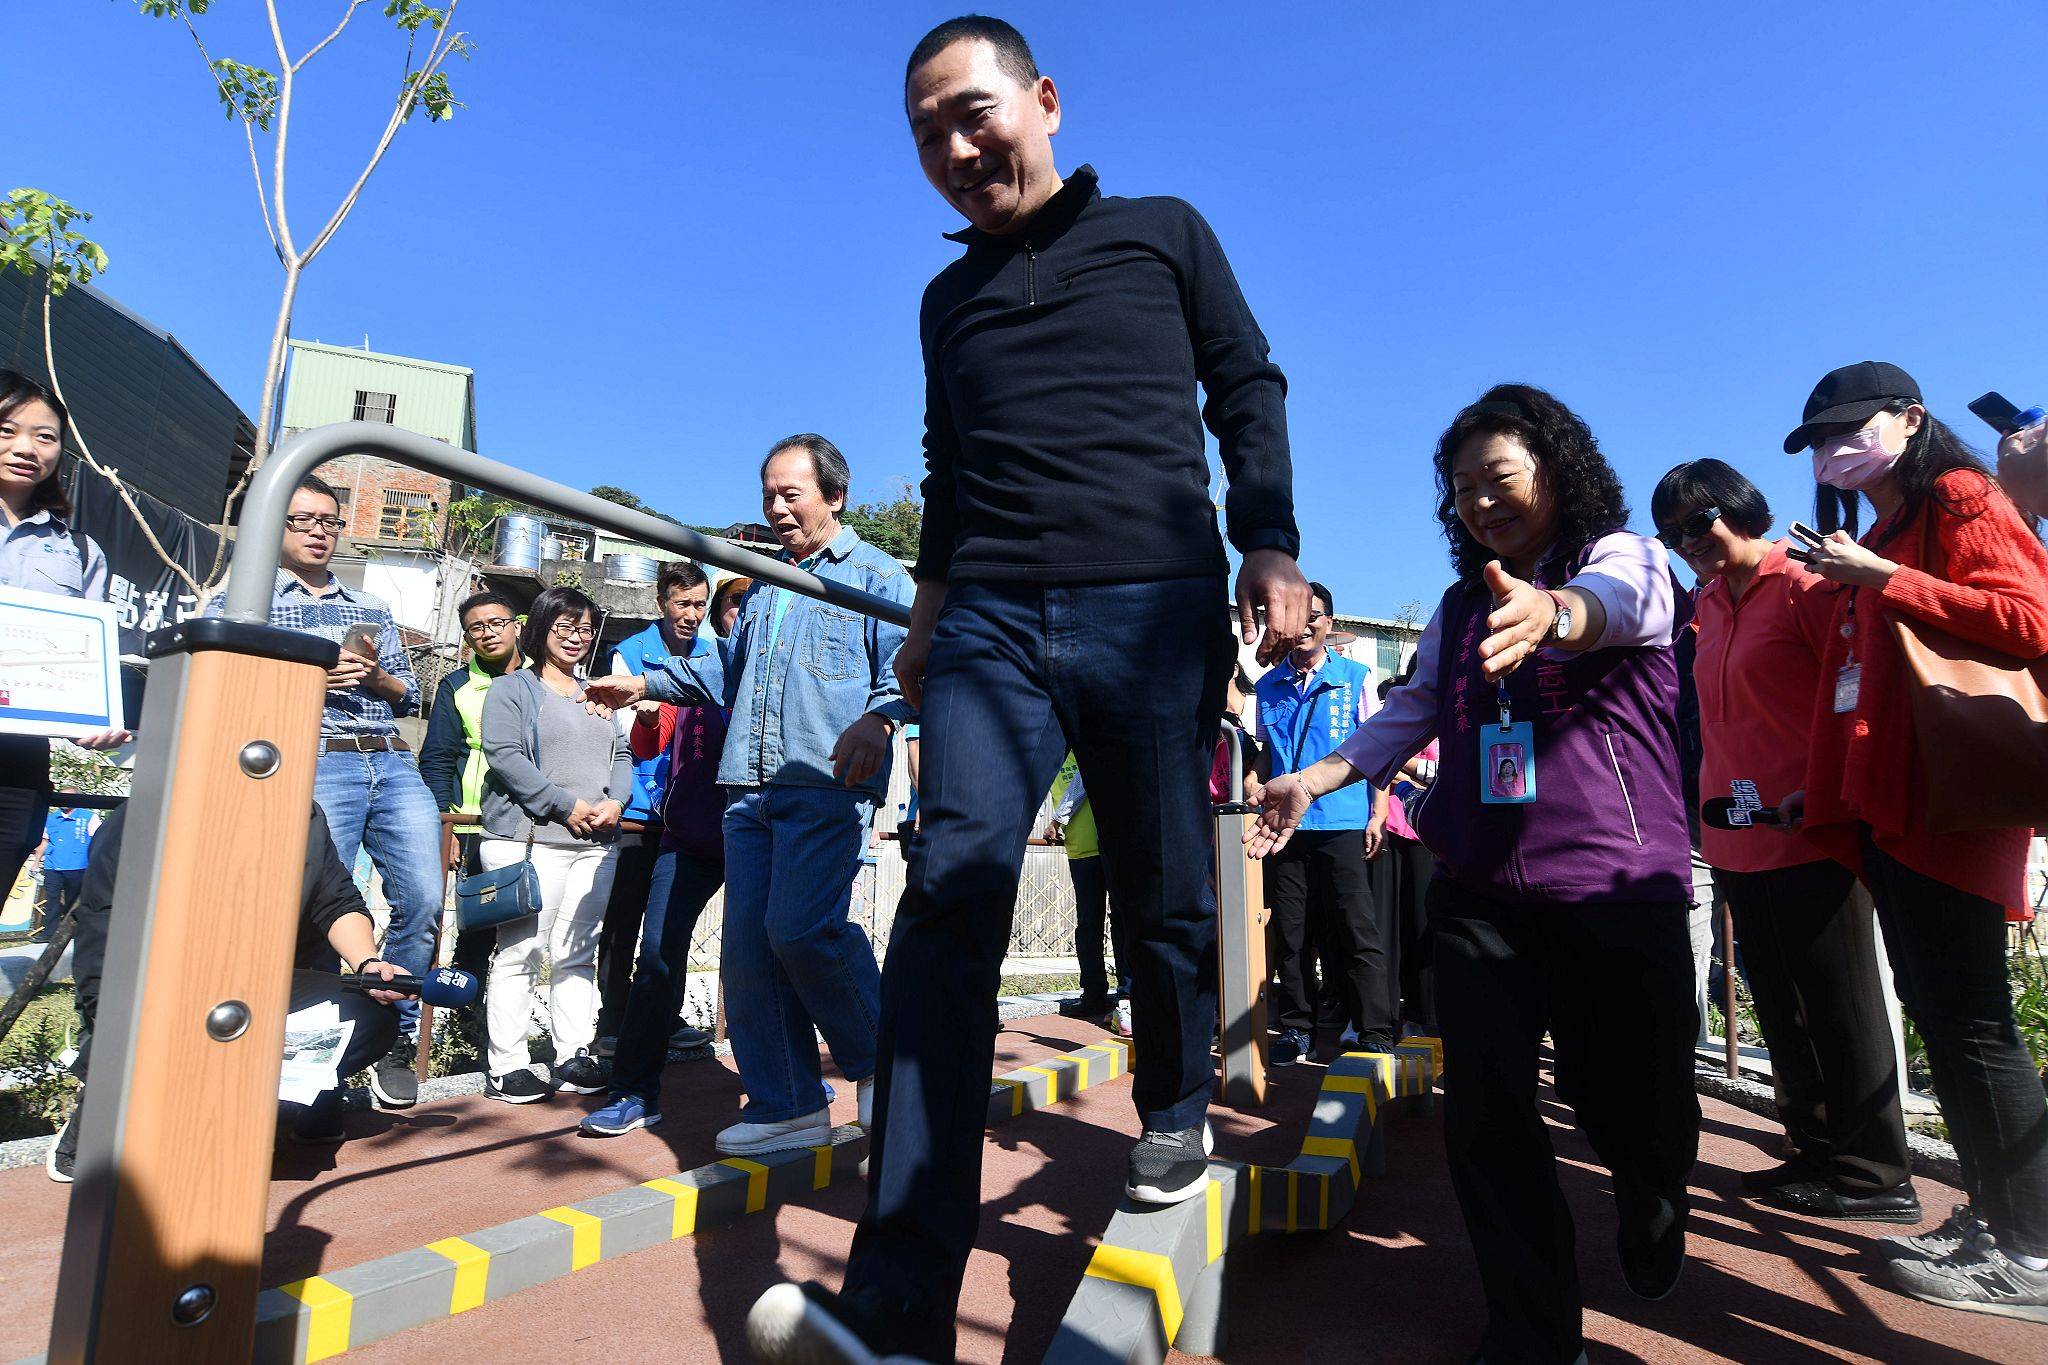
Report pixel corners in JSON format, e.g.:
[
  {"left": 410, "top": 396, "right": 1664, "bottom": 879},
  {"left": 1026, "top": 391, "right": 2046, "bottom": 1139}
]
[
  {"left": 1569, "top": 531, "right": 1677, "bottom": 650},
  {"left": 1335, "top": 602, "right": 1443, "bottom": 789}
]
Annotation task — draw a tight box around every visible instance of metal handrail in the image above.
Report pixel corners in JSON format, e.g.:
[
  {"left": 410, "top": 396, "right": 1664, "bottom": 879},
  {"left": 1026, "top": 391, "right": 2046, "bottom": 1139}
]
[{"left": 224, "top": 422, "right": 912, "bottom": 628}]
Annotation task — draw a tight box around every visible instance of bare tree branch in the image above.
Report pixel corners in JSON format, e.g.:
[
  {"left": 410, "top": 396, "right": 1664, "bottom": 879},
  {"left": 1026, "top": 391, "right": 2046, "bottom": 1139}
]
[
  {"left": 293, "top": 0, "right": 368, "bottom": 74},
  {"left": 172, "top": 8, "right": 277, "bottom": 256}
]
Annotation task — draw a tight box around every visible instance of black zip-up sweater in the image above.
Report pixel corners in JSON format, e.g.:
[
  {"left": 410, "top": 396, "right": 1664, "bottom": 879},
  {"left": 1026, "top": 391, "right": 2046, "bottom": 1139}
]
[{"left": 917, "top": 165, "right": 1299, "bottom": 585}]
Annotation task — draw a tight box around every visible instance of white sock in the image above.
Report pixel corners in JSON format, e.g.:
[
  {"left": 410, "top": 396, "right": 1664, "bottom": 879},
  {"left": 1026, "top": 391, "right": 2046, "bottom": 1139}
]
[{"left": 2008, "top": 1252, "right": 2048, "bottom": 1271}]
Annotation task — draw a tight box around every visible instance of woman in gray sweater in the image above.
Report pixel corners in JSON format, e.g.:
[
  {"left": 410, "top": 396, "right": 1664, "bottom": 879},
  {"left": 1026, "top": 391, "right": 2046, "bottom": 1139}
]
[{"left": 478, "top": 586, "right": 633, "bottom": 1103}]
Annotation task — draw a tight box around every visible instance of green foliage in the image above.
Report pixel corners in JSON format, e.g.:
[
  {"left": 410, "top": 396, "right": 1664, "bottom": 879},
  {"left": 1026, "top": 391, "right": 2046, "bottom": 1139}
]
[
  {"left": 208, "top": 58, "right": 279, "bottom": 130},
  {"left": 590, "top": 485, "right": 682, "bottom": 526},
  {"left": 136, "top": 0, "right": 211, "bottom": 16},
  {"left": 0, "top": 990, "right": 80, "bottom": 1142},
  {"left": 50, "top": 745, "right": 130, "bottom": 798},
  {"left": 0, "top": 189, "right": 108, "bottom": 296},
  {"left": 406, "top": 69, "right": 462, "bottom": 124},
  {"left": 843, "top": 483, "right": 922, "bottom": 561}
]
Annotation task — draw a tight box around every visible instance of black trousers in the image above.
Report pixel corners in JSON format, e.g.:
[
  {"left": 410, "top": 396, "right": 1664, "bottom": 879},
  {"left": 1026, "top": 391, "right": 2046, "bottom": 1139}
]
[
  {"left": 1862, "top": 833, "right": 2048, "bottom": 1255},
  {"left": 0, "top": 750, "right": 51, "bottom": 912},
  {"left": 36, "top": 867, "right": 85, "bottom": 941},
  {"left": 1431, "top": 879, "right": 1700, "bottom": 1364},
  {"left": 1719, "top": 858, "right": 1908, "bottom": 1193},
  {"left": 595, "top": 821, "right": 663, "bottom": 1038},
  {"left": 1071, "top": 852, "right": 1134, "bottom": 1000},
  {"left": 1369, "top": 831, "right": 1437, "bottom": 1031},
  {"left": 1268, "top": 827, "right": 1390, "bottom": 1039}
]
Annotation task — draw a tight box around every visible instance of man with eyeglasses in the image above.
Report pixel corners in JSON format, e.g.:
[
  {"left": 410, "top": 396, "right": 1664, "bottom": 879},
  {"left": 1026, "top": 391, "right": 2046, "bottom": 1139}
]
[
  {"left": 1249, "top": 580, "right": 1392, "bottom": 1065},
  {"left": 420, "top": 588, "right": 526, "bottom": 997},
  {"left": 208, "top": 472, "right": 442, "bottom": 1108}
]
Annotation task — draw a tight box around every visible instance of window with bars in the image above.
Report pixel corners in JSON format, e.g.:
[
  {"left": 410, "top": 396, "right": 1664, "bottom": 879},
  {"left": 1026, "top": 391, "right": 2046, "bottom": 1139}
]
[
  {"left": 353, "top": 390, "right": 398, "bottom": 423},
  {"left": 379, "top": 489, "right": 433, "bottom": 539}
]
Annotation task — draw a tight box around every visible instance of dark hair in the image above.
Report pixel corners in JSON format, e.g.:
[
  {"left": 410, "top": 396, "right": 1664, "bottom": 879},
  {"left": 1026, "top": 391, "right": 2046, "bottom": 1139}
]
[
  {"left": 295, "top": 472, "right": 341, "bottom": 509},
  {"left": 1307, "top": 581, "right": 1335, "bottom": 617},
  {"left": 0, "top": 369, "right": 73, "bottom": 517},
  {"left": 1432, "top": 383, "right": 1628, "bottom": 581},
  {"left": 711, "top": 576, "right": 753, "bottom": 637},
  {"left": 1811, "top": 400, "right": 1992, "bottom": 544},
  {"left": 762, "top": 433, "right": 851, "bottom": 504},
  {"left": 657, "top": 559, "right": 709, "bottom": 601},
  {"left": 1651, "top": 459, "right": 1773, "bottom": 539},
  {"left": 457, "top": 588, "right": 516, "bottom": 622},
  {"left": 906, "top": 15, "right": 1039, "bottom": 93},
  {"left": 519, "top": 585, "right": 599, "bottom": 667}
]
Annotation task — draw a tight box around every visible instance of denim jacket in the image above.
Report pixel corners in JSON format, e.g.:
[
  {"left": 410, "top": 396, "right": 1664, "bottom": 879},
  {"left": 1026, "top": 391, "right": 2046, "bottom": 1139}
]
[{"left": 642, "top": 527, "right": 916, "bottom": 798}]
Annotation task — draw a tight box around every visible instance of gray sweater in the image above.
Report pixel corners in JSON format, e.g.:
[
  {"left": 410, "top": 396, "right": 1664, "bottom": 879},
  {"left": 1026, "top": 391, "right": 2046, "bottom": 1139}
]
[{"left": 479, "top": 669, "right": 633, "bottom": 846}]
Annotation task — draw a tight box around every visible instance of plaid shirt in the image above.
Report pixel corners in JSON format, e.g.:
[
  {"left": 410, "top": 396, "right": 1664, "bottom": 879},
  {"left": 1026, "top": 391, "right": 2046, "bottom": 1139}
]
[{"left": 207, "top": 569, "right": 420, "bottom": 738}]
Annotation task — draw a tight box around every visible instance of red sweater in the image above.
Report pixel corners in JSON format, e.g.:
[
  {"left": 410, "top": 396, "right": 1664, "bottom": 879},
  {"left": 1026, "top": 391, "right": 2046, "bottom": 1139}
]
[{"left": 1803, "top": 470, "right": 2048, "bottom": 905}]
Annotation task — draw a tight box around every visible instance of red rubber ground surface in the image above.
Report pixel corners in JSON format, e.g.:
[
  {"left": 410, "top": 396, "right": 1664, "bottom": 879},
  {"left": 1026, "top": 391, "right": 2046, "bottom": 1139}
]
[{"left": 0, "top": 1016, "right": 2037, "bottom": 1363}]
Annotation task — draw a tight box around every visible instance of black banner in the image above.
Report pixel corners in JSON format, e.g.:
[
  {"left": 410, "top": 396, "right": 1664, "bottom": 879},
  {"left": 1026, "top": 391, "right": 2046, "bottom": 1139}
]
[{"left": 62, "top": 458, "right": 227, "bottom": 655}]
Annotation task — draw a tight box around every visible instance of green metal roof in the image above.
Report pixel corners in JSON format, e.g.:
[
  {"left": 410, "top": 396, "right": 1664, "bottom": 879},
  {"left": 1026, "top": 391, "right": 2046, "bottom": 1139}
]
[{"left": 280, "top": 338, "right": 478, "bottom": 449}]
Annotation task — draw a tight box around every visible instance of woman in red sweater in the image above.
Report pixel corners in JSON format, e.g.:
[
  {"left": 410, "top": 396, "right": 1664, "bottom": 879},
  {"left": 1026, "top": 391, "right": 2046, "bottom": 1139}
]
[{"left": 1782, "top": 361, "right": 2048, "bottom": 1323}]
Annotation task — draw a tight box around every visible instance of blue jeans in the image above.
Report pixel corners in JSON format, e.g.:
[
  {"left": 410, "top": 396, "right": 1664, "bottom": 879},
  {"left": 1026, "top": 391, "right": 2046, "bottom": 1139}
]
[
  {"left": 609, "top": 849, "right": 725, "bottom": 1107},
  {"left": 721, "top": 785, "right": 880, "bottom": 1122},
  {"left": 312, "top": 747, "right": 445, "bottom": 1040},
  {"left": 846, "top": 575, "right": 1230, "bottom": 1346}
]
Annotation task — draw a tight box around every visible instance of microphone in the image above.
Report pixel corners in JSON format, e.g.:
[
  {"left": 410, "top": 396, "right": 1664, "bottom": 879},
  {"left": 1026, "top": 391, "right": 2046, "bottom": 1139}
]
[
  {"left": 1700, "top": 797, "right": 1784, "bottom": 831},
  {"left": 340, "top": 965, "right": 481, "bottom": 1007}
]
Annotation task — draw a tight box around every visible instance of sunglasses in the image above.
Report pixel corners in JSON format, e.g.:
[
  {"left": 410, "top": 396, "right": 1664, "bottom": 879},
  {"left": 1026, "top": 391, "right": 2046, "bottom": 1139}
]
[{"left": 1656, "top": 505, "right": 1721, "bottom": 550}]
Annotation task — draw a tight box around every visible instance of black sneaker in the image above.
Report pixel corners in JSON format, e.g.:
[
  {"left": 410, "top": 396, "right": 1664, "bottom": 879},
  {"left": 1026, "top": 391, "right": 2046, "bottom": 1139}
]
[
  {"left": 1762, "top": 1178, "right": 1922, "bottom": 1224},
  {"left": 555, "top": 1049, "right": 610, "bottom": 1095},
  {"left": 1270, "top": 1027, "right": 1311, "bottom": 1066},
  {"left": 47, "top": 1109, "right": 78, "bottom": 1184},
  {"left": 368, "top": 1037, "right": 419, "bottom": 1110},
  {"left": 1058, "top": 993, "right": 1115, "bottom": 1021},
  {"left": 287, "top": 1090, "right": 348, "bottom": 1145},
  {"left": 670, "top": 1024, "right": 711, "bottom": 1050},
  {"left": 1126, "top": 1123, "right": 1212, "bottom": 1205},
  {"left": 745, "top": 1281, "right": 947, "bottom": 1364},
  {"left": 1617, "top": 1182, "right": 1688, "bottom": 1300},
  {"left": 485, "top": 1068, "right": 555, "bottom": 1104}
]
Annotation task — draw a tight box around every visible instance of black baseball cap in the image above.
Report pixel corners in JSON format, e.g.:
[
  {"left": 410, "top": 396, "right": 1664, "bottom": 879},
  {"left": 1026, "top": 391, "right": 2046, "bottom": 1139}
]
[{"left": 1782, "top": 360, "right": 1923, "bottom": 453}]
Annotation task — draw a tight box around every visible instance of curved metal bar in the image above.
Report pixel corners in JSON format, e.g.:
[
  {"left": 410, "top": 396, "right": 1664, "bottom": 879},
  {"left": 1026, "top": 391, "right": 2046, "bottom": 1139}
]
[
  {"left": 1221, "top": 719, "right": 1244, "bottom": 806},
  {"left": 223, "top": 421, "right": 913, "bottom": 628}
]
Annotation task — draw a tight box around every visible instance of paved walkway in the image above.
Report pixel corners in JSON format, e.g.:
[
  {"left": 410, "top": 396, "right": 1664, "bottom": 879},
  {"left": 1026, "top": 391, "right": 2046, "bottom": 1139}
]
[{"left": 0, "top": 1015, "right": 2037, "bottom": 1362}]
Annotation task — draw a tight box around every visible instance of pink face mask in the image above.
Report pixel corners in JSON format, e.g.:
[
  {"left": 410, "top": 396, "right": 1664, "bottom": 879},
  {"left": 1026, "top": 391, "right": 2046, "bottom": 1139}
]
[{"left": 1812, "top": 423, "right": 1902, "bottom": 491}]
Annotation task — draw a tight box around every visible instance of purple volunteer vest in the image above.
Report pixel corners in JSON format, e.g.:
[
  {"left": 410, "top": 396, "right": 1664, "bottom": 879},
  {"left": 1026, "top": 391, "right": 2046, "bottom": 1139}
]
[{"left": 1410, "top": 555, "right": 1692, "bottom": 904}]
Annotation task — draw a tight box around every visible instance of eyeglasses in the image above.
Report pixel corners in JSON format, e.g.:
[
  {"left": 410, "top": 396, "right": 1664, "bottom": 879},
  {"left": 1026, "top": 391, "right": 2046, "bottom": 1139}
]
[
  {"left": 1304, "top": 611, "right": 1329, "bottom": 625},
  {"left": 464, "top": 616, "right": 516, "bottom": 638},
  {"left": 1656, "top": 505, "right": 1721, "bottom": 549},
  {"left": 284, "top": 513, "right": 347, "bottom": 533},
  {"left": 549, "top": 623, "right": 597, "bottom": 641}
]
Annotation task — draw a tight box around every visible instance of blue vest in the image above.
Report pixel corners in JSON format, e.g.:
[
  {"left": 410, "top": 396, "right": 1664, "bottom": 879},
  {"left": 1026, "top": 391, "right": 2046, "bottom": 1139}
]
[
  {"left": 1256, "top": 652, "right": 1374, "bottom": 831},
  {"left": 614, "top": 622, "right": 707, "bottom": 822}
]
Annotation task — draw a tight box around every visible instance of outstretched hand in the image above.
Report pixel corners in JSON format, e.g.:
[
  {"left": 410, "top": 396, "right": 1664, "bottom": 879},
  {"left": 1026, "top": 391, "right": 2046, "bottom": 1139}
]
[
  {"left": 582, "top": 674, "right": 648, "bottom": 710},
  {"left": 1477, "top": 561, "right": 1557, "bottom": 682},
  {"left": 1244, "top": 771, "right": 1314, "bottom": 859}
]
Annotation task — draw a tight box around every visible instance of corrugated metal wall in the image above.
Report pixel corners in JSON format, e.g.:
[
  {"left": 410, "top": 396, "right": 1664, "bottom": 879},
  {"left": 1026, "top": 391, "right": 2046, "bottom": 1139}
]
[{"left": 280, "top": 340, "right": 474, "bottom": 448}]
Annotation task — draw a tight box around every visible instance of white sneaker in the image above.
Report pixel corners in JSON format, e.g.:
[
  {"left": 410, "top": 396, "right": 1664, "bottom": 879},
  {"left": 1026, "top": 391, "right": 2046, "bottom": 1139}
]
[
  {"left": 716, "top": 1108, "right": 832, "bottom": 1156},
  {"left": 857, "top": 1076, "right": 874, "bottom": 1130},
  {"left": 1114, "top": 1001, "right": 1133, "bottom": 1037}
]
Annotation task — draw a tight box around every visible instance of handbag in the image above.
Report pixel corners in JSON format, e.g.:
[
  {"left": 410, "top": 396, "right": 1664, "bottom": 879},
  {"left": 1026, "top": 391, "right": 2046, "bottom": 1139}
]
[
  {"left": 1888, "top": 509, "right": 2048, "bottom": 834},
  {"left": 455, "top": 688, "right": 545, "bottom": 931}
]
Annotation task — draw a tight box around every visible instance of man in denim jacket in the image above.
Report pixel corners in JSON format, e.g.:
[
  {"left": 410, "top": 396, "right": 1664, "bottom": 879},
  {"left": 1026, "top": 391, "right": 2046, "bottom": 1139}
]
[{"left": 587, "top": 434, "right": 914, "bottom": 1157}]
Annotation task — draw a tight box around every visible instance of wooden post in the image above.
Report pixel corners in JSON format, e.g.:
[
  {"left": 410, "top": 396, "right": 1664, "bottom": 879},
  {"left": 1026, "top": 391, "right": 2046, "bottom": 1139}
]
[{"left": 48, "top": 621, "right": 332, "bottom": 1363}]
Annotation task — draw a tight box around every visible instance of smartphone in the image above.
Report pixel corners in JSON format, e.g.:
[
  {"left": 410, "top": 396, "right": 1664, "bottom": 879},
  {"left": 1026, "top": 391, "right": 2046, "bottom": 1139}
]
[
  {"left": 1788, "top": 521, "right": 1825, "bottom": 549},
  {"left": 1970, "top": 391, "right": 2024, "bottom": 436},
  {"left": 341, "top": 623, "right": 379, "bottom": 658}
]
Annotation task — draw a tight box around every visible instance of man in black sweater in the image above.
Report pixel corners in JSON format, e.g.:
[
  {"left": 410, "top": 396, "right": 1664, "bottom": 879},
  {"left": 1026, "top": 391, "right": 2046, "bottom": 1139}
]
[{"left": 748, "top": 16, "right": 1309, "bottom": 1364}]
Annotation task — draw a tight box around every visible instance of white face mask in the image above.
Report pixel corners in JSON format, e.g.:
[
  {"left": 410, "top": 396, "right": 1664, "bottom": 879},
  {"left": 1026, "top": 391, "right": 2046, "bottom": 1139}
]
[{"left": 1812, "top": 414, "right": 1905, "bottom": 491}]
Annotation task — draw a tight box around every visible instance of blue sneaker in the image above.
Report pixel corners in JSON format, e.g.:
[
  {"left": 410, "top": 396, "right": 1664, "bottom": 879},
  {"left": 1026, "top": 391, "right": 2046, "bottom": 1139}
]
[{"left": 580, "top": 1094, "right": 662, "bottom": 1137}]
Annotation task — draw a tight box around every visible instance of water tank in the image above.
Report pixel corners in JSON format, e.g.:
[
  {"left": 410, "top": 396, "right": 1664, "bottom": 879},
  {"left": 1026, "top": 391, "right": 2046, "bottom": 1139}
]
[
  {"left": 495, "top": 514, "right": 545, "bottom": 571},
  {"left": 605, "top": 553, "right": 660, "bottom": 584},
  {"left": 540, "top": 534, "right": 565, "bottom": 563}
]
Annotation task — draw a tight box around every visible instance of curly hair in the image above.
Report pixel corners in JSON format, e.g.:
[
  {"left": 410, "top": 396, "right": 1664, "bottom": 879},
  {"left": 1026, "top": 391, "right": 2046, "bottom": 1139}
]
[{"left": 1432, "top": 383, "right": 1630, "bottom": 581}]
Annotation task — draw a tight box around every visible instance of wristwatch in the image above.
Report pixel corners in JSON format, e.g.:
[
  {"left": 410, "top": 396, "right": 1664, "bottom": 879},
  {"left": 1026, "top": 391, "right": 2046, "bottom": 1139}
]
[{"left": 1545, "top": 590, "right": 1573, "bottom": 641}]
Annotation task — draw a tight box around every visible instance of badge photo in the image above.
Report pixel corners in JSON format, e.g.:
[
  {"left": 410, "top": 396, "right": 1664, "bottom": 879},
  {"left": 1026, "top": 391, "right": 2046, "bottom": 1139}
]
[{"left": 1479, "top": 721, "right": 1537, "bottom": 805}]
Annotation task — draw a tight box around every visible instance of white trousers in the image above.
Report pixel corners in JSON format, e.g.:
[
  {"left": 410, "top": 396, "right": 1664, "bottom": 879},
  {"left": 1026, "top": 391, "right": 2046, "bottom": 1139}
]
[{"left": 479, "top": 838, "right": 618, "bottom": 1077}]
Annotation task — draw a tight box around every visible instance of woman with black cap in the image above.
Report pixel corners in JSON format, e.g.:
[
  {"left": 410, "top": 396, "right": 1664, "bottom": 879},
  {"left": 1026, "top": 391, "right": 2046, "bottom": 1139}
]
[{"left": 1780, "top": 360, "right": 2048, "bottom": 1322}]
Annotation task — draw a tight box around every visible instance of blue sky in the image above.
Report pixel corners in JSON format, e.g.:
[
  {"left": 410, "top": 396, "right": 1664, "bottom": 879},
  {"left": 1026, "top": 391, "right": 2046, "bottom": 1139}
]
[{"left": 21, "top": 1, "right": 2048, "bottom": 618}]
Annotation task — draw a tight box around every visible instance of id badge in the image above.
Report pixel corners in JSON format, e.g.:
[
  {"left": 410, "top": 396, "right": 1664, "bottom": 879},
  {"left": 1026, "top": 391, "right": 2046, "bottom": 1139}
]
[
  {"left": 1479, "top": 721, "right": 1537, "bottom": 805},
  {"left": 1832, "top": 663, "right": 1862, "bottom": 714}
]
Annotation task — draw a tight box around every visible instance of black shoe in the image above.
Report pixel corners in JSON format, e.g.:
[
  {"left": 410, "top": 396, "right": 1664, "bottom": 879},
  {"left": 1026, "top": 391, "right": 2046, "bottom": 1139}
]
[
  {"left": 1356, "top": 1031, "right": 1397, "bottom": 1054},
  {"left": 47, "top": 1109, "right": 77, "bottom": 1184},
  {"left": 368, "top": 1038, "right": 419, "bottom": 1110},
  {"left": 1059, "top": 993, "right": 1115, "bottom": 1021},
  {"left": 1270, "top": 1027, "right": 1311, "bottom": 1066},
  {"left": 1762, "top": 1179, "right": 1923, "bottom": 1224},
  {"left": 745, "top": 1281, "right": 947, "bottom": 1364},
  {"left": 555, "top": 1048, "right": 610, "bottom": 1095},
  {"left": 1126, "top": 1123, "right": 1212, "bottom": 1206},
  {"left": 485, "top": 1068, "right": 555, "bottom": 1104},
  {"left": 287, "top": 1090, "right": 348, "bottom": 1145},
  {"left": 670, "top": 1023, "right": 711, "bottom": 1050},
  {"left": 1740, "top": 1157, "right": 1819, "bottom": 1194},
  {"left": 1617, "top": 1183, "right": 1688, "bottom": 1300}
]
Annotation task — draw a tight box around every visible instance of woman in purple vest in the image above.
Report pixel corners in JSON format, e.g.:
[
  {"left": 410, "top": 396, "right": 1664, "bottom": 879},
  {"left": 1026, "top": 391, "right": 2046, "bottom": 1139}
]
[{"left": 1250, "top": 384, "right": 1700, "bottom": 1365}]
